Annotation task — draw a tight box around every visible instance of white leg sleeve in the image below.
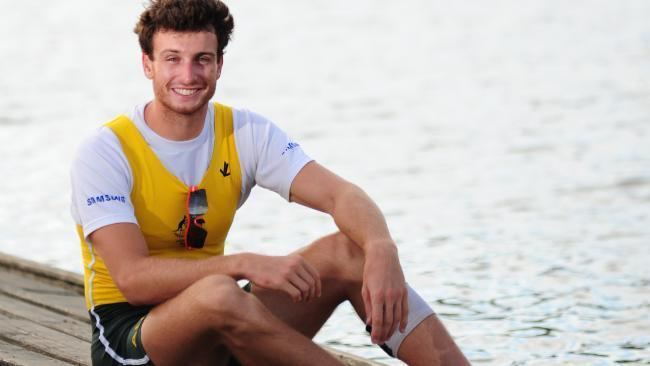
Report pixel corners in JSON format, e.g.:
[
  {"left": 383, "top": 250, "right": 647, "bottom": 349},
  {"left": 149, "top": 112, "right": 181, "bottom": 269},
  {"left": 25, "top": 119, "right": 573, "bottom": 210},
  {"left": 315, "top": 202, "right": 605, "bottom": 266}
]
[{"left": 380, "top": 284, "right": 435, "bottom": 357}]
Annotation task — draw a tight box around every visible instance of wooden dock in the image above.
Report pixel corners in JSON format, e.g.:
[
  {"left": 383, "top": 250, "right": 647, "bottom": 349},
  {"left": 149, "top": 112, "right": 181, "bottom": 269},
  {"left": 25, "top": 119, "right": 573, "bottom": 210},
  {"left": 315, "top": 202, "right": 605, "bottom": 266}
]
[{"left": 0, "top": 252, "right": 383, "bottom": 366}]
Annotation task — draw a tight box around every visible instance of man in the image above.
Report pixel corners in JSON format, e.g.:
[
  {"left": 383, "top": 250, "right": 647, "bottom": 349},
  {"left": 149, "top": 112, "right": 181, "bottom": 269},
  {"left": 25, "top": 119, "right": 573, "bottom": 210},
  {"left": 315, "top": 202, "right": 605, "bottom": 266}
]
[{"left": 70, "top": 0, "right": 470, "bottom": 365}]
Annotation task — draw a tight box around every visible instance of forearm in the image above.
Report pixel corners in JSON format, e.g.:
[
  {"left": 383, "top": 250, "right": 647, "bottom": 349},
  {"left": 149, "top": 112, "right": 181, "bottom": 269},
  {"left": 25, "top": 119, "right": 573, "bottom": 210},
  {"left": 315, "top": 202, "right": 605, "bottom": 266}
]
[
  {"left": 290, "top": 163, "right": 407, "bottom": 342},
  {"left": 329, "top": 184, "right": 396, "bottom": 252},
  {"left": 118, "top": 252, "right": 256, "bottom": 305}
]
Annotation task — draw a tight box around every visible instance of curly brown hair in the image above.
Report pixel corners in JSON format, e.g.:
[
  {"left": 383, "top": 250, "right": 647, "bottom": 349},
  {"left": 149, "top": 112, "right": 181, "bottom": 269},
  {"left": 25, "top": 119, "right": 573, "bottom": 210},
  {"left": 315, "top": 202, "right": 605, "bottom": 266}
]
[{"left": 134, "top": 0, "right": 234, "bottom": 60}]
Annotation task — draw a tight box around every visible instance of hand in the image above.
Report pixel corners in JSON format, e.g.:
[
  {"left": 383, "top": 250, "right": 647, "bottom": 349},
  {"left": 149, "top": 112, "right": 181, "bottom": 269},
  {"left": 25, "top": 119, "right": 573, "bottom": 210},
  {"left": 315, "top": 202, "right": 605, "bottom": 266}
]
[
  {"left": 361, "top": 242, "right": 408, "bottom": 344},
  {"left": 245, "top": 254, "right": 321, "bottom": 303}
]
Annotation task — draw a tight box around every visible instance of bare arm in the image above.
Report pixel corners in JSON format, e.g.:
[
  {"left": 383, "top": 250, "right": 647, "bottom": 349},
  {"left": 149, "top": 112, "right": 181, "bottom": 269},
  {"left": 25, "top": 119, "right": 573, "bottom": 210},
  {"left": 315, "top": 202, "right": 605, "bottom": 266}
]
[
  {"left": 290, "top": 161, "right": 408, "bottom": 344},
  {"left": 290, "top": 164, "right": 391, "bottom": 247},
  {"left": 90, "top": 223, "right": 320, "bottom": 306}
]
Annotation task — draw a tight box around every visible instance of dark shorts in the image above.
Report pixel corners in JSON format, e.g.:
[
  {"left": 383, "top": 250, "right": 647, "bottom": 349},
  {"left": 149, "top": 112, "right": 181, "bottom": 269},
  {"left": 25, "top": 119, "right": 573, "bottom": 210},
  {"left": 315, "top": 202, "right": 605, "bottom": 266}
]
[
  {"left": 90, "top": 302, "right": 153, "bottom": 366},
  {"left": 89, "top": 283, "right": 251, "bottom": 366}
]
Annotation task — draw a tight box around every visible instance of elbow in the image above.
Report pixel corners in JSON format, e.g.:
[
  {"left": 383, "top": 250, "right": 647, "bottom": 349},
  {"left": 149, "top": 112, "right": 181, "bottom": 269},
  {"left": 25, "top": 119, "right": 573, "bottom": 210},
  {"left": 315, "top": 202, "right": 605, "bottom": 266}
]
[{"left": 115, "top": 271, "right": 150, "bottom": 306}]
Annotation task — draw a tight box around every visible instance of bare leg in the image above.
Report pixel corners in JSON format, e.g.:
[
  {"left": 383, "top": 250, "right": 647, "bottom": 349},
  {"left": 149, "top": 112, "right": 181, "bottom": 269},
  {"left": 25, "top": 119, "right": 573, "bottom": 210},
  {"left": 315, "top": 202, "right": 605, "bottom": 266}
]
[
  {"left": 397, "top": 315, "right": 471, "bottom": 366},
  {"left": 252, "top": 232, "right": 470, "bottom": 365},
  {"left": 250, "top": 232, "right": 366, "bottom": 338},
  {"left": 139, "top": 274, "right": 343, "bottom": 366}
]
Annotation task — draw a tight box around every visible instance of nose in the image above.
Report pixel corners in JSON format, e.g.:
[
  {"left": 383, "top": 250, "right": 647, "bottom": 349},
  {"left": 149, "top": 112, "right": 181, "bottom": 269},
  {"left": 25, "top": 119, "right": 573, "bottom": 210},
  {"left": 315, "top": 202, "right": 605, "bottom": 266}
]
[{"left": 179, "top": 60, "right": 198, "bottom": 84}]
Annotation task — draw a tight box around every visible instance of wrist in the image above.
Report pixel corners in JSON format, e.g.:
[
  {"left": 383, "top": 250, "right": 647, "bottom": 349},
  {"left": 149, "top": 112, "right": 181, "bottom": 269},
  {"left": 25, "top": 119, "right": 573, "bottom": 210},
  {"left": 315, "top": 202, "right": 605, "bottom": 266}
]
[
  {"left": 365, "top": 239, "right": 398, "bottom": 255},
  {"left": 229, "top": 252, "right": 258, "bottom": 280},
  {"left": 366, "top": 238, "right": 397, "bottom": 250}
]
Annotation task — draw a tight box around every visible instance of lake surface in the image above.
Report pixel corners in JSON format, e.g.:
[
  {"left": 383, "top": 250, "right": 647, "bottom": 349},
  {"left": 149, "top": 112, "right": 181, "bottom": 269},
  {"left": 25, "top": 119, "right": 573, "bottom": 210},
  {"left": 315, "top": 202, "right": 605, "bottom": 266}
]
[{"left": 1, "top": 0, "right": 649, "bottom": 364}]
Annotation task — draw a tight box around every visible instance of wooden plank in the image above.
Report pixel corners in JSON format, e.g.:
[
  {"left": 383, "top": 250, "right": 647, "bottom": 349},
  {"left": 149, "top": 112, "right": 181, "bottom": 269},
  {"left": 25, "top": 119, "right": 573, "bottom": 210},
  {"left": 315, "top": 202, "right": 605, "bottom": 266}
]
[
  {"left": 0, "top": 338, "right": 74, "bottom": 366},
  {"left": 0, "top": 252, "right": 385, "bottom": 366},
  {"left": 0, "top": 253, "right": 83, "bottom": 292},
  {"left": 0, "top": 268, "right": 88, "bottom": 322},
  {"left": 0, "top": 293, "right": 89, "bottom": 340},
  {"left": 326, "top": 347, "right": 385, "bottom": 366},
  {"left": 0, "top": 312, "right": 90, "bottom": 366}
]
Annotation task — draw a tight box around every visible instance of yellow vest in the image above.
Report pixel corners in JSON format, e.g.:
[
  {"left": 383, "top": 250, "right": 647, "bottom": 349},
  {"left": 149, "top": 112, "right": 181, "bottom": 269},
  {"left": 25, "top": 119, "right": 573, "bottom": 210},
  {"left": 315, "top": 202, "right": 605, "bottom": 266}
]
[{"left": 78, "top": 103, "right": 242, "bottom": 309}]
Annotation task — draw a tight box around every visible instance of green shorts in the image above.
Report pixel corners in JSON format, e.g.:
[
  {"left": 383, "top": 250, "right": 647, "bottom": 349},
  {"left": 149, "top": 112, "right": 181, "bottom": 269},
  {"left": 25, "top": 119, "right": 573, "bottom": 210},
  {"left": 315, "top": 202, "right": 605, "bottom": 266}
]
[
  {"left": 89, "top": 283, "right": 251, "bottom": 366},
  {"left": 90, "top": 302, "right": 153, "bottom": 366}
]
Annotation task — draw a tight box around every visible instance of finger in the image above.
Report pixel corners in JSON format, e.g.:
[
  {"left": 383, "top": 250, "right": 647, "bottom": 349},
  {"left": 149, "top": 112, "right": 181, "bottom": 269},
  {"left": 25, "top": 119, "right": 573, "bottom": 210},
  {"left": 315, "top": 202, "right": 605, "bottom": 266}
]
[
  {"left": 371, "top": 297, "right": 384, "bottom": 344},
  {"left": 296, "top": 269, "right": 313, "bottom": 302},
  {"left": 389, "top": 296, "right": 401, "bottom": 340},
  {"left": 302, "top": 260, "right": 321, "bottom": 299},
  {"left": 296, "top": 268, "right": 314, "bottom": 301},
  {"left": 288, "top": 273, "right": 310, "bottom": 302},
  {"left": 296, "top": 261, "right": 318, "bottom": 301},
  {"left": 362, "top": 285, "right": 372, "bottom": 325},
  {"left": 382, "top": 298, "right": 394, "bottom": 343},
  {"left": 282, "top": 282, "right": 302, "bottom": 303},
  {"left": 400, "top": 287, "right": 409, "bottom": 333}
]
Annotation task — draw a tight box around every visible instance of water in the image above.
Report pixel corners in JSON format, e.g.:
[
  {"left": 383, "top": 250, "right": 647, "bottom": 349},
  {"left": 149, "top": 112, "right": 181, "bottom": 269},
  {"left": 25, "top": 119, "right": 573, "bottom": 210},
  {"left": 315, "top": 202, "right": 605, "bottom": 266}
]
[{"left": 1, "top": 0, "right": 649, "bottom": 364}]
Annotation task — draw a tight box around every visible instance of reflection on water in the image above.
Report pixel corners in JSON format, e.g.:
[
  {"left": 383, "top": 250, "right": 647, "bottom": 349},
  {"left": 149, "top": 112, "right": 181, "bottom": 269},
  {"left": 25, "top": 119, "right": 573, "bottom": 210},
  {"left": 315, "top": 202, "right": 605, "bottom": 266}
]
[{"left": 1, "top": 0, "right": 649, "bottom": 364}]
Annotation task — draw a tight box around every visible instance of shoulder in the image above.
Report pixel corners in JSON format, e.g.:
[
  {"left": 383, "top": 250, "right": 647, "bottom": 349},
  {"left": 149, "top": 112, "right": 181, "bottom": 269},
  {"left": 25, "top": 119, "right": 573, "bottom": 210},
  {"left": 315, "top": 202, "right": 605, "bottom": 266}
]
[
  {"left": 231, "top": 107, "right": 293, "bottom": 147},
  {"left": 71, "top": 123, "right": 132, "bottom": 183},
  {"left": 232, "top": 107, "right": 276, "bottom": 132},
  {"left": 73, "top": 125, "right": 123, "bottom": 164}
]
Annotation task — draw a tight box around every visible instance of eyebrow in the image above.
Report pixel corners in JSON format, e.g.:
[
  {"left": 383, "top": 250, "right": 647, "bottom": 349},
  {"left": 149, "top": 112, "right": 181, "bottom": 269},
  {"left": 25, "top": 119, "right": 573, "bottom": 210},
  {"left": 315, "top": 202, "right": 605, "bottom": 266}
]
[
  {"left": 160, "top": 49, "right": 215, "bottom": 54},
  {"left": 159, "top": 50, "right": 217, "bottom": 57}
]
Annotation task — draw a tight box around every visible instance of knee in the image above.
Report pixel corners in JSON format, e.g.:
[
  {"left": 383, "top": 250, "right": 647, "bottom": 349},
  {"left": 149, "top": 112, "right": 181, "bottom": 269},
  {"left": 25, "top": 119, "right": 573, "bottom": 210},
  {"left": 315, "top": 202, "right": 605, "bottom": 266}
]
[
  {"left": 187, "top": 276, "right": 271, "bottom": 348},
  {"left": 192, "top": 274, "right": 239, "bottom": 296},
  {"left": 189, "top": 275, "right": 248, "bottom": 324},
  {"left": 319, "top": 232, "right": 365, "bottom": 280},
  {"left": 332, "top": 232, "right": 364, "bottom": 261}
]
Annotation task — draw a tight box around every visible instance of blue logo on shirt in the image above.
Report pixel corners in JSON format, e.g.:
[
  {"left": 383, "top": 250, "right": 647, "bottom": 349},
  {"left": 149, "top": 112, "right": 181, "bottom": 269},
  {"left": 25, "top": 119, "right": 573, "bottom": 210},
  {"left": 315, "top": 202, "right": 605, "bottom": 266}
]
[
  {"left": 282, "top": 142, "right": 300, "bottom": 156},
  {"left": 87, "top": 194, "right": 126, "bottom": 206}
]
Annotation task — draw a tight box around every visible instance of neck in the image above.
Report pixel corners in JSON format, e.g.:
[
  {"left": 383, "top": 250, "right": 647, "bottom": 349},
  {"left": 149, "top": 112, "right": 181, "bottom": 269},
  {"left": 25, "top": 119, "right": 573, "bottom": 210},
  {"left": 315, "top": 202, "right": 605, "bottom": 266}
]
[{"left": 143, "top": 101, "right": 208, "bottom": 141}]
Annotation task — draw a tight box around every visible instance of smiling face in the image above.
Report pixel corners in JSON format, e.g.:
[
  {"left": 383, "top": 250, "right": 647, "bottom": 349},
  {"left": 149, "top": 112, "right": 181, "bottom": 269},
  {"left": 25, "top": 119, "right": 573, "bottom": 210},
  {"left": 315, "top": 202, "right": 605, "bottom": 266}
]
[{"left": 142, "top": 30, "right": 222, "bottom": 118}]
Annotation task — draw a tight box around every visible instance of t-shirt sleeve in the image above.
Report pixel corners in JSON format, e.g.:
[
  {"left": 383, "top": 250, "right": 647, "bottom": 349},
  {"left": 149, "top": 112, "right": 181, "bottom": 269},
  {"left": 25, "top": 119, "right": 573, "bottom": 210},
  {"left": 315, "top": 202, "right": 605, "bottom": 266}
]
[
  {"left": 233, "top": 109, "right": 313, "bottom": 205},
  {"left": 70, "top": 127, "right": 138, "bottom": 239}
]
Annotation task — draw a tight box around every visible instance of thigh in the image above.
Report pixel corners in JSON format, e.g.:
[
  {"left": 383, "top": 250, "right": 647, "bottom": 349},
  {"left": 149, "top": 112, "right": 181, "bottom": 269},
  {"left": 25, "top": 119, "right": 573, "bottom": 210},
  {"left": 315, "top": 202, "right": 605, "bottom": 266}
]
[
  {"left": 250, "top": 232, "right": 366, "bottom": 338},
  {"left": 139, "top": 276, "right": 236, "bottom": 366}
]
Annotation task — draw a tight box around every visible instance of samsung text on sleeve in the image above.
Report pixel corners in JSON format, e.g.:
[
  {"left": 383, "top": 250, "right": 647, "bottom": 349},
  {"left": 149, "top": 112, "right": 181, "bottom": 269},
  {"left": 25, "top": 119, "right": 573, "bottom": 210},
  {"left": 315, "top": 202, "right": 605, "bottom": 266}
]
[{"left": 87, "top": 194, "right": 127, "bottom": 206}]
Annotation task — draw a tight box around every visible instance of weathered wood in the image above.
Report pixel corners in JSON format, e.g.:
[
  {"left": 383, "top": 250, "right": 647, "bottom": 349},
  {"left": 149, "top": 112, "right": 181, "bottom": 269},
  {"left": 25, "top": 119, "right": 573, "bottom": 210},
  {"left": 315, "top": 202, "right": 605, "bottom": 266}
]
[
  {"left": 0, "top": 293, "right": 89, "bottom": 340},
  {"left": 0, "top": 312, "right": 90, "bottom": 365},
  {"left": 0, "top": 339, "right": 74, "bottom": 366},
  {"left": 0, "top": 253, "right": 84, "bottom": 293},
  {"left": 0, "top": 252, "right": 384, "bottom": 366},
  {"left": 0, "top": 268, "right": 88, "bottom": 323},
  {"left": 327, "top": 348, "right": 384, "bottom": 366}
]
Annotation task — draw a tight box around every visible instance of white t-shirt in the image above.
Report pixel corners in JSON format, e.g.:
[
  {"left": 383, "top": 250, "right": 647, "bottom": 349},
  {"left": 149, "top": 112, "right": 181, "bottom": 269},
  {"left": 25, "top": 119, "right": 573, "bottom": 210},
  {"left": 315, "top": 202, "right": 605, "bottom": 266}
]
[{"left": 70, "top": 103, "right": 312, "bottom": 238}]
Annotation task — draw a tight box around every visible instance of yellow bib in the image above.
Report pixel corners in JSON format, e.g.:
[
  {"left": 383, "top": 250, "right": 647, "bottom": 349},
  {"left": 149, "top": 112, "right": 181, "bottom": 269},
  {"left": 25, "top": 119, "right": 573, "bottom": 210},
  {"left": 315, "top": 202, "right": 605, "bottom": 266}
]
[{"left": 78, "top": 103, "right": 241, "bottom": 309}]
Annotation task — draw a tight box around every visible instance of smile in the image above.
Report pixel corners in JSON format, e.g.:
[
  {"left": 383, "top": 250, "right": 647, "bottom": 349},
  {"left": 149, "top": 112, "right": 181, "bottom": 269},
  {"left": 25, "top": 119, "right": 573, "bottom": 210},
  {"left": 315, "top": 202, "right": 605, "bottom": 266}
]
[{"left": 172, "top": 88, "right": 201, "bottom": 96}]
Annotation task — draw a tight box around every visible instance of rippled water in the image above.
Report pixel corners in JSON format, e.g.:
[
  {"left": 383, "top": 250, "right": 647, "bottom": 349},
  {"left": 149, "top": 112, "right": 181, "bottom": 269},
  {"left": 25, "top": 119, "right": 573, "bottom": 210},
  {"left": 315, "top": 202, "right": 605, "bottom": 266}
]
[{"left": 1, "top": 1, "right": 649, "bottom": 364}]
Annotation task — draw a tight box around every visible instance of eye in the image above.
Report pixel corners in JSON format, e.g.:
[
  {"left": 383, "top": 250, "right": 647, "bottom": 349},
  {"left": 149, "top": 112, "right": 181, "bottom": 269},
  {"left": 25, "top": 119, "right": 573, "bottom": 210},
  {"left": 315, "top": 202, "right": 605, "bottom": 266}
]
[
  {"left": 166, "top": 56, "right": 179, "bottom": 63},
  {"left": 198, "top": 55, "right": 213, "bottom": 64}
]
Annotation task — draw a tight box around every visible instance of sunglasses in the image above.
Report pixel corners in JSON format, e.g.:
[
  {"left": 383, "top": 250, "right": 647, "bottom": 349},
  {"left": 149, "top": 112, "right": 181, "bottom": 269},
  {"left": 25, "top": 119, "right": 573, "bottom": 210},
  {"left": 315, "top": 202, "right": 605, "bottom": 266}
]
[{"left": 184, "top": 186, "right": 208, "bottom": 249}]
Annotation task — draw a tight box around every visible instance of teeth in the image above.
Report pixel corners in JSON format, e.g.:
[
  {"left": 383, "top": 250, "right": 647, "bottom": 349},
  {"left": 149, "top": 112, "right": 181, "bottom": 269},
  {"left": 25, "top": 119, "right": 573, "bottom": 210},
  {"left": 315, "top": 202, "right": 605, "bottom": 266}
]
[{"left": 174, "top": 88, "right": 198, "bottom": 96}]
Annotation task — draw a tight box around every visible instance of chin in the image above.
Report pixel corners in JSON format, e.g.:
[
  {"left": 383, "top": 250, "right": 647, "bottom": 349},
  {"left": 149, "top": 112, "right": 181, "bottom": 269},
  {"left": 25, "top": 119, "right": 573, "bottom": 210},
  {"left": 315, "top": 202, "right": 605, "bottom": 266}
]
[
  {"left": 164, "top": 97, "right": 211, "bottom": 116},
  {"left": 172, "top": 104, "right": 203, "bottom": 115}
]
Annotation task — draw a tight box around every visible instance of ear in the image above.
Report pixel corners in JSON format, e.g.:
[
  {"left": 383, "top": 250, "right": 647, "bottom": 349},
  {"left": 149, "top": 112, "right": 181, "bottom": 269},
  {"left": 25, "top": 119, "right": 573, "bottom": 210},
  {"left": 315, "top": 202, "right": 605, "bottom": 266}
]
[
  {"left": 142, "top": 53, "right": 154, "bottom": 80},
  {"left": 216, "top": 57, "right": 224, "bottom": 80}
]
